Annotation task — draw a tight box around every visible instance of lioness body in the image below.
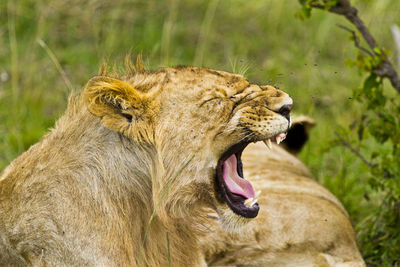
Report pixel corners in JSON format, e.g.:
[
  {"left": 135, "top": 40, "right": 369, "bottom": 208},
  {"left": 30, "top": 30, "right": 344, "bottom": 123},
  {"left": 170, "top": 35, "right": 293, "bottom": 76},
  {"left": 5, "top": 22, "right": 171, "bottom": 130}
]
[
  {"left": 0, "top": 65, "right": 294, "bottom": 266},
  {"left": 202, "top": 142, "right": 365, "bottom": 266}
]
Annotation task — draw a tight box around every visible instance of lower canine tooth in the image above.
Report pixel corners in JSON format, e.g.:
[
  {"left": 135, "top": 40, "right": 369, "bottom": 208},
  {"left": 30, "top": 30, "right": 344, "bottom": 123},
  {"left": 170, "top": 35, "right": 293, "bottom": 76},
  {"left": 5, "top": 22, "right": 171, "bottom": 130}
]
[
  {"left": 244, "top": 198, "right": 254, "bottom": 207},
  {"left": 276, "top": 133, "right": 287, "bottom": 145},
  {"left": 251, "top": 199, "right": 258, "bottom": 206},
  {"left": 263, "top": 139, "right": 273, "bottom": 149}
]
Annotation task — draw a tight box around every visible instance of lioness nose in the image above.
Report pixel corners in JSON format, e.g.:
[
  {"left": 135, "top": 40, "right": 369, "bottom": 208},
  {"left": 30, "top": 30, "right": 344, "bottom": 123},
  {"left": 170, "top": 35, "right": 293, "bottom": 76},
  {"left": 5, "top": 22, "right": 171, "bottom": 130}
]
[{"left": 278, "top": 104, "right": 292, "bottom": 121}]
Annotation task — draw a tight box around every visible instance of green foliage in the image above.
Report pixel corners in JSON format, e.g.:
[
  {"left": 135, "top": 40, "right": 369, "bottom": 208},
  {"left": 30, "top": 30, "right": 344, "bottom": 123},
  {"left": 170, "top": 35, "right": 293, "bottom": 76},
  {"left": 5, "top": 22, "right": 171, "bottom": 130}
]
[
  {"left": 298, "top": 0, "right": 400, "bottom": 265},
  {"left": 295, "top": 0, "right": 338, "bottom": 20},
  {"left": 345, "top": 52, "right": 382, "bottom": 74},
  {"left": 350, "top": 51, "right": 400, "bottom": 267},
  {"left": 355, "top": 76, "right": 400, "bottom": 265}
]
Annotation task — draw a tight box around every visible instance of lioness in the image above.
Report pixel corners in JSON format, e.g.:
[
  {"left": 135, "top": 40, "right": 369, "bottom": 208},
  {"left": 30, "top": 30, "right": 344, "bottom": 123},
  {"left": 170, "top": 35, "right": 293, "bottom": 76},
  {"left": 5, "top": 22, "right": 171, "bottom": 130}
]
[
  {"left": 201, "top": 118, "right": 365, "bottom": 266},
  {"left": 0, "top": 63, "right": 293, "bottom": 266}
]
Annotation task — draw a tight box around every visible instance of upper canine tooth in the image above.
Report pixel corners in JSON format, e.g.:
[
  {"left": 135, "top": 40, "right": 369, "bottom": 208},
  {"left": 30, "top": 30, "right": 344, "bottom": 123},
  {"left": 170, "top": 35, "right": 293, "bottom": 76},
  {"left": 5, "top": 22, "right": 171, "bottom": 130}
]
[
  {"left": 263, "top": 139, "right": 273, "bottom": 149},
  {"left": 255, "top": 190, "right": 261, "bottom": 198},
  {"left": 276, "top": 136, "right": 282, "bottom": 145}
]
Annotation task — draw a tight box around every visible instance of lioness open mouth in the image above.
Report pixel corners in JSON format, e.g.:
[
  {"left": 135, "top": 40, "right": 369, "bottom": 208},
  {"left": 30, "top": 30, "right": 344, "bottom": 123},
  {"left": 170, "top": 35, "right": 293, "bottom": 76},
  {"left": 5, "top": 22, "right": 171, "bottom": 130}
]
[{"left": 216, "top": 133, "right": 287, "bottom": 218}]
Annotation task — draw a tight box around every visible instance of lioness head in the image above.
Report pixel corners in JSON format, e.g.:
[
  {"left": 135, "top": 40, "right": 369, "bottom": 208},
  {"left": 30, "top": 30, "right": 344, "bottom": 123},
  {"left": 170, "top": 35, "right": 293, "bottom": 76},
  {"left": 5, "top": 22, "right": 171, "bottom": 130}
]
[{"left": 83, "top": 65, "right": 292, "bottom": 231}]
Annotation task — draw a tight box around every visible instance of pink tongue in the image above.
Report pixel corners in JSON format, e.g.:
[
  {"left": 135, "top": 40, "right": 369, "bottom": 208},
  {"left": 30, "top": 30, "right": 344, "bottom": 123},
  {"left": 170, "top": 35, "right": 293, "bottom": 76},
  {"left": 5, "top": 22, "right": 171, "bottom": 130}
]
[{"left": 222, "top": 154, "right": 255, "bottom": 199}]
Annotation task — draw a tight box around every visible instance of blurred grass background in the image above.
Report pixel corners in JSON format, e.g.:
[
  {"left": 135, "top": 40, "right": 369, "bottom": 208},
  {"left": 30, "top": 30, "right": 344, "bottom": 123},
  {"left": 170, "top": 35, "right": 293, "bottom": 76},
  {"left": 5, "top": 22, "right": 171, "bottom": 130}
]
[{"left": 0, "top": 0, "right": 399, "bottom": 263}]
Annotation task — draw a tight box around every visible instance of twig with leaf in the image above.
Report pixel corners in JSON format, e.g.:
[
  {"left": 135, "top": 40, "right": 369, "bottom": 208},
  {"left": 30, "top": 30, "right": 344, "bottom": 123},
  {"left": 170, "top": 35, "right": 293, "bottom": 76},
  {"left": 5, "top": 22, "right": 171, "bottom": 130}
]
[
  {"left": 299, "top": 0, "right": 400, "bottom": 93},
  {"left": 334, "top": 131, "right": 375, "bottom": 168}
]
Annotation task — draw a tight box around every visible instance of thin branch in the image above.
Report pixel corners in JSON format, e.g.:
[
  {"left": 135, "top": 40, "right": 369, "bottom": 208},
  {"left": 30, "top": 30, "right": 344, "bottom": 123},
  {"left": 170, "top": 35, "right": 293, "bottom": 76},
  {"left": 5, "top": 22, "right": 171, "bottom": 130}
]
[
  {"left": 334, "top": 131, "right": 376, "bottom": 168},
  {"left": 310, "top": 0, "right": 400, "bottom": 93},
  {"left": 336, "top": 24, "right": 373, "bottom": 57}
]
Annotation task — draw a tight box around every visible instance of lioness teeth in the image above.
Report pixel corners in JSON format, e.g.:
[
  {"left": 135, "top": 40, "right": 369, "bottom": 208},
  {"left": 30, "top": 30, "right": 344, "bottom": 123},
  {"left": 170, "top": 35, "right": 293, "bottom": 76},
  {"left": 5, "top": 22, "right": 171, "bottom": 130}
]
[
  {"left": 276, "top": 136, "right": 283, "bottom": 145},
  {"left": 263, "top": 139, "right": 273, "bottom": 150},
  {"left": 244, "top": 198, "right": 254, "bottom": 206},
  {"left": 275, "top": 133, "right": 287, "bottom": 145},
  {"left": 255, "top": 190, "right": 261, "bottom": 198},
  {"left": 244, "top": 197, "right": 258, "bottom": 207}
]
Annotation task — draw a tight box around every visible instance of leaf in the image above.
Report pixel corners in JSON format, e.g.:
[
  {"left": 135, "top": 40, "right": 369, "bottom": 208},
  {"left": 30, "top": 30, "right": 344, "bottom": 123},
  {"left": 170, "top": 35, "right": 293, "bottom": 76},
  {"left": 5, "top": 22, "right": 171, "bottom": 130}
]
[
  {"left": 371, "top": 151, "right": 379, "bottom": 159},
  {"left": 373, "top": 46, "right": 382, "bottom": 55},
  {"left": 367, "top": 117, "right": 390, "bottom": 143},
  {"left": 301, "top": 5, "right": 312, "bottom": 18},
  {"left": 362, "top": 74, "right": 378, "bottom": 95},
  {"left": 324, "top": 0, "right": 339, "bottom": 10}
]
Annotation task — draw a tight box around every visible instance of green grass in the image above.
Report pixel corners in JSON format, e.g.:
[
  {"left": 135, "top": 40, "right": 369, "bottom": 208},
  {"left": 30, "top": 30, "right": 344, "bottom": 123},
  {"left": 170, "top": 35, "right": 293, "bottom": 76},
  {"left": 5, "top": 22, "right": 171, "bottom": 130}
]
[{"left": 1, "top": 0, "right": 399, "bottom": 264}]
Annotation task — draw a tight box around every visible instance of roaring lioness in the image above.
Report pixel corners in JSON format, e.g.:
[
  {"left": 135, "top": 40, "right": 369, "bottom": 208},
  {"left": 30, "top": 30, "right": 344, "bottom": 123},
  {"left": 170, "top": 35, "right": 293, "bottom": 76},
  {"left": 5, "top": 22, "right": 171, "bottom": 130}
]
[
  {"left": 201, "top": 118, "right": 365, "bottom": 266},
  {"left": 0, "top": 64, "right": 293, "bottom": 266}
]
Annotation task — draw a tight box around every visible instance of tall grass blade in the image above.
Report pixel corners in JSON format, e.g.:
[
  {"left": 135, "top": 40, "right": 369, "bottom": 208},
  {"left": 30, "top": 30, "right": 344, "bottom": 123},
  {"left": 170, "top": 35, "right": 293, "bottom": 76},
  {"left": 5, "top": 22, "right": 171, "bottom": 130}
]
[
  {"left": 7, "top": 0, "right": 19, "bottom": 98},
  {"left": 37, "top": 39, "right": 74, "bottom": 93},
  {"left": 193, "top": 0, "right": 220, "bottom": 66},
  {"left": 161, "top": 0, "right": 180, "bottom": 66},
  {"left": 391, "top": 24, "right": 400, "bottom": 69}
]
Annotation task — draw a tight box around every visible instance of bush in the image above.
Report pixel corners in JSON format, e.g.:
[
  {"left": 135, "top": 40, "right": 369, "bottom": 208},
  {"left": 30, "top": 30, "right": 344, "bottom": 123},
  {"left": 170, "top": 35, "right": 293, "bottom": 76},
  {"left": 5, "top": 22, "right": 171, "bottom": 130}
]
[{"left": 297, "top": 0, "right": 400, "bottom": 265}]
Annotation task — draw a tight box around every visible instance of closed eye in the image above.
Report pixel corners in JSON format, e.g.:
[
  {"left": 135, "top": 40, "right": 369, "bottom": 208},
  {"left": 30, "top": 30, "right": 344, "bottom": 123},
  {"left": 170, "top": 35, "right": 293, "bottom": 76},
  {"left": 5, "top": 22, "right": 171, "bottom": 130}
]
[
  {"left": 199, "top": 97, "right": 222, "bottom": 108},
  {"left": 121, "top": 113, "right": 133, "bottom": 122}
]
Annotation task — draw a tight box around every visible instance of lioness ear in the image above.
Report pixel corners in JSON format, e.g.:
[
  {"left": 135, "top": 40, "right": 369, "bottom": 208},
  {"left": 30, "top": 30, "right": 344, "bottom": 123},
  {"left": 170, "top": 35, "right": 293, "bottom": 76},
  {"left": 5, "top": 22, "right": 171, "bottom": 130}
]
[
  {"left": 83, "top": 76, "right": 157, "bottom": 142},
  {"left": 281, "top": 115, "right": 316, "bottom": 155}
]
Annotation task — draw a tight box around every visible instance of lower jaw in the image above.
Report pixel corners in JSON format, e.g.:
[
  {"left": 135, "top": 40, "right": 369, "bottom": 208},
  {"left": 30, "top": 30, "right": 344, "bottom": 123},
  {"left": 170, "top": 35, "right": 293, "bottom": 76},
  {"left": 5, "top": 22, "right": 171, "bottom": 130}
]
[
  {"left": 225, "top": 193, "right": 259, "bottom": 218},
  {"left": 215, "top": 182, "right": 259, "bottom": 218}
]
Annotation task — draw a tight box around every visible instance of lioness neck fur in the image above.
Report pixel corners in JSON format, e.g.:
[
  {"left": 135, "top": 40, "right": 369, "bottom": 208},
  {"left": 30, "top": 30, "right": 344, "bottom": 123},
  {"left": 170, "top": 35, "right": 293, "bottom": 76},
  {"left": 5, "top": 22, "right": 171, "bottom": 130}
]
[{"left": 0, "top": 64, "right": 293, "bottom": 266}]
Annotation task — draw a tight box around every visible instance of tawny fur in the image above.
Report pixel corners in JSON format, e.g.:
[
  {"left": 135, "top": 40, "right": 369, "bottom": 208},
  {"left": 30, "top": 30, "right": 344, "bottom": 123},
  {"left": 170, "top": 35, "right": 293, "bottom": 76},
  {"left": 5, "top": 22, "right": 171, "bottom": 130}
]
[
  {"left": 0, "top": 64, "right": 293, "bottom": 266},
  {"left": 201, "top": 121, "right": 365, "bottom": 267}
]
